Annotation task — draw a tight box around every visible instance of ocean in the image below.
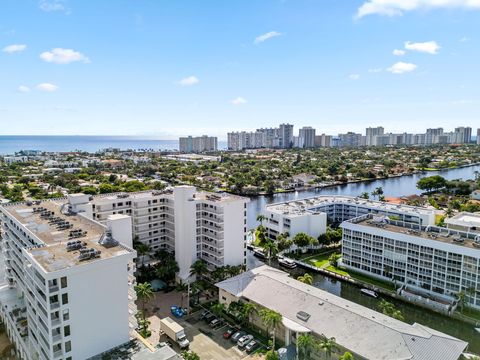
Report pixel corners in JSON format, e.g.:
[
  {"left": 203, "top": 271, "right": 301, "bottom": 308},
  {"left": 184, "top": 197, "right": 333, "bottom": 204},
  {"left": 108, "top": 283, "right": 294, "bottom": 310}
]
[{"left": 0, "top": 136, "right": 227, "bottom": 154}]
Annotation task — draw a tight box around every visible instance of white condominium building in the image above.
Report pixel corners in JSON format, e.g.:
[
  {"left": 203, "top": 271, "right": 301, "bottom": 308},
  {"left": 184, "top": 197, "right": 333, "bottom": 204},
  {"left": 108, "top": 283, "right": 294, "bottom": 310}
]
[
  {"left": 69, "top": 186, "right": 249, "bottom": 280},
  {"left": 263, "top": 195, "right": 436, "bottom": 240},
  {"left": 0, "top": 199, "right": 136, "bottom": 360},
  {"left": 341, "top": 214, "right": 480, "bottom": 309}
]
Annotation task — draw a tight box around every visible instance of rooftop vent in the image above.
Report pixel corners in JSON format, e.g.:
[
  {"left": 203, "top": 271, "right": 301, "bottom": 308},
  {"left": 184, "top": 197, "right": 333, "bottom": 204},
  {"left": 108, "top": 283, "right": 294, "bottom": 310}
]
[
  {"left": 66, "top": 240, "right": 86, "bottom": 252},
  {"left": 117, "top": 194, "right": 130, "bottom": 199},
  {"left": 98, "top": 230, "right": 119, "bottom": 248},
  {"left": 296, "top": 311, "right": 311, "bottom": 322},
  {"left": 78, "top": 248, "right": 101, "bottom": 261}
]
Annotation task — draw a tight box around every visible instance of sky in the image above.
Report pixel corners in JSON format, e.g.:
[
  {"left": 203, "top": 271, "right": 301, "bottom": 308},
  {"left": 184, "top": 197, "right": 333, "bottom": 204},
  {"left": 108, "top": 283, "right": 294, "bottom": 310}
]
[{"left": 1, "top": 0, "right": 480, "bottom": 139}]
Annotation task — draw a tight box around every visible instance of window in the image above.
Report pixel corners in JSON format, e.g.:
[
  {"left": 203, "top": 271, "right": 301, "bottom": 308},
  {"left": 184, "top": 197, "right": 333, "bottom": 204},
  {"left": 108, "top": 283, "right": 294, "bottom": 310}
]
[
  {"left": 62, "top": 293, "right": 69, "bottom": 305},
  {"left": 63, "top": 309, "right": 69, "bottom": 321},
  {"left": 64, "top": 325, "right": 71, "bottom": 337},
  {"left": 65, "top": 341, "right": 71, "bottom": 352},
  {"left": 61, "top": 277, "right": 67, "bottom": 289}
]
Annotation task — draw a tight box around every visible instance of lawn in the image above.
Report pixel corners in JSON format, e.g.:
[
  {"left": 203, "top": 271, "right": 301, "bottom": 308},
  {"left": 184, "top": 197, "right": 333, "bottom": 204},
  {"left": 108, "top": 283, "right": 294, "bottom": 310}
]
[{"left": 304, "top": 252, "right": 333, "bottom": 268}]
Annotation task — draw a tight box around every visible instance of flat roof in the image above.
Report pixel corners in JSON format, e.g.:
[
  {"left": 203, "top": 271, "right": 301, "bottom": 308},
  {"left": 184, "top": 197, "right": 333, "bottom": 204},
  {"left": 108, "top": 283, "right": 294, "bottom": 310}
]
[
  {"left": 217, "top": 265, "right": 468, "bottom": 360},
  {"left": 352, "top": 216, "right": 480, "bottom": 250},
  {"left": 1, "top": 200, "right": 133, "bottom": 272},
  {"left": 265, "top": 195, "right": 434, "bottom": 218},
  {"left": 446, "top": 212, "right": 480, "bottom": 228}
]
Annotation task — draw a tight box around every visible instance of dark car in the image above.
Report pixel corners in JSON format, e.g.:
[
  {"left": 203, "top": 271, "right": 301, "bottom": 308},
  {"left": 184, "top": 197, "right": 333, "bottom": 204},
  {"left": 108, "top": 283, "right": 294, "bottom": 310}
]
[
  {"left": 245, "top": 339, "right": 259, "bottom": 353},
  {"left": 223, "top": 328, "right": 235, "bottom": 339},
  {"left": 231, "top": 330, "right": 246, "bottom": 343},
  {"left": 204, "top": 313, "right": 216, "bottom": 323}
]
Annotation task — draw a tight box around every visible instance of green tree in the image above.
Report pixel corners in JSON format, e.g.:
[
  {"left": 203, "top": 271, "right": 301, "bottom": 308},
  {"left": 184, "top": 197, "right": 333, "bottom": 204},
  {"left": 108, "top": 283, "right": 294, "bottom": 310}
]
[
  {"left": 328, "top": 253, "right": 340, "bottom": 268},
  {"left": 134, "top": 242, "right": 151, "bottom": 269},
  {"left": 256, "top": 214, "right": 267, "bottom": 226},
  {"left": 340, "top": 351, "right": 355, "bottom": 360},
  {"left": 263, "top": 240, "right": 279, "bottom": 266},
  {"left": 135, "top": 282, "right": 154, "bottom": 313},
  {"left": 359, "top": 192, "right": 369, "bottom": 199},
  {"left": 297, "top": 333, "right": 317, "bottom": 360},
  {"left": 181, "top": 350, "right": 200, "bottom": 360},
  {"left": 156, "top": 258, "right": 179, "bottom": 285},
  {"left": 260, "top": 309, "right": 282, "bottom": 350},
  {"left": 417, "top": 175, "right": 447, "bottom": 193},
  {"left": 265, "top": 350, "right": 279, "bottom": 360},
  {"left": 241, "top": 302, "right": 258, "bottom": 328},
  {"left": 190, "top": 259, "right": 209, "bottom": 280},
  {"left": 319, "top": 337, "right": 337, "bottom": 359},
  {"left": 210, "top": 302, "right": 226, "bottom": 317},
  {"left": 378, "top": 300, "right": 404, "bottom": 321},
  {"left": 293, "top": 232, "right": 317, "bottom": 252},
  {"left": 297, "top": 273, "right": 313, "bottom": 285}
]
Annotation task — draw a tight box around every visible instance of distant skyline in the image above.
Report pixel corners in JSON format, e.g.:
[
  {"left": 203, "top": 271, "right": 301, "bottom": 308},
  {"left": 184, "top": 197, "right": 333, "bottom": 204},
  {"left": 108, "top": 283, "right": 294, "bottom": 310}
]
[{"left": 1, "top": 0, "right": 480, "bottom": 138}]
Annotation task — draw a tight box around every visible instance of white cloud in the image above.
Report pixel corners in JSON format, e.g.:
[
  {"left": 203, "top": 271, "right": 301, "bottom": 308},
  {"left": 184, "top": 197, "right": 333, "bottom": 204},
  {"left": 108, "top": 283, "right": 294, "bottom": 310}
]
[
  {"left": 2, "top": 44, "right": 27, "bottom": 54},
  {"left": 387, "top": 62, "right": 417, "bottom": 74},
  {"left": 393, "top": 49, "right": 406, "bottom": 56},
  {"left": 356, "top": 0, "right": 480, "bottom": 18},
  {"left": 177, "top": 76, "right": 199, "bottom": 86},
  {"left": 349, "top": 74, "right": 360, "bottom": 80},
  {"left": 254, "top": 31, "right": 282, "bottom": 44},
  {"left": 39, "top": 0, "right": 69, "bottom": 13},
  {"left": 460, "top": 36, "right": 469, "bottom": 42},
  {"left": 230, "top": 97, "right": 247, "bottom": 105},
  {"left": 40, "top": 48, "right": 90, "bottom": 64},
  {"left": 368, "top": 68, "right": 383, "bottom": 73},
  {"left": 405, "top": 41, "right": 440, "bottom": 54},
  {"left": 18, "top": 85, "right": 31, "bottom": 93},
  {"left": 36, "top": 83, "right": 58, "bottom": 92}
]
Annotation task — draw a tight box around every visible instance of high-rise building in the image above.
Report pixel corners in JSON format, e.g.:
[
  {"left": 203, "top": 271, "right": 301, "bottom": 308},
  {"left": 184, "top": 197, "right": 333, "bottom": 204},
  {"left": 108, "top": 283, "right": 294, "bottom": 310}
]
[
  {"left": 0, "top": 199, "right": 137, "bottom": 360},
  {"left": 179, "top": 135, "right": 217, "bottom": 153},
  {"left": 69, "top": 186, "right": 249, "bottom": 279},
  {"left": 278, "top": 123, "right": 294, "bottom": 148},
  {"left": 314, "top": 134, "right": 332, "bottom": 147},
  {"left": 426, "top": 128, "right": 444, "bottom": 145},
  {"left": 477, "top": 129, "right": 480, "bottom": 145},
  {"left": 365, "top": 126, "right": 384, "bottom": 146},
  {"left": 338, "top": 132, "right": 363, "bottom": 147},
  {"left": 298, "top": 126, "right": 316, "bottom": 148},
  {"left": 453, "top": 127, "right": 472, "bottom": 144}
]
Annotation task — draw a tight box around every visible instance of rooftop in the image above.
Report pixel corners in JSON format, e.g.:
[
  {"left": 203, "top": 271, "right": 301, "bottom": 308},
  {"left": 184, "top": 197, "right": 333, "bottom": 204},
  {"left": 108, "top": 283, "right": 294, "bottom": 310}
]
[
  {"left": 347, "top": 215, "right": 480, "bottom": 250},
  {"left": 1, "top": 200, "right": 133, "bottom": 273},
  {"left": 446, "top": 212, "right": 480, "bottom": 229},
  {"left": 265, "top": 195, "right": 434, "bottom": 218},
  {"left": 217, "top": 265, "right": 468, "bottom": 360}
]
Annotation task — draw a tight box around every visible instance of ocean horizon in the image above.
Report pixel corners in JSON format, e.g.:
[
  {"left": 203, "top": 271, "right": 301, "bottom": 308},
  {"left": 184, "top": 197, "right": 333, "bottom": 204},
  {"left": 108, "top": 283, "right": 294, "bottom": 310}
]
[{"left": 0, "top": 135, "right": 228, "bottom": 155}]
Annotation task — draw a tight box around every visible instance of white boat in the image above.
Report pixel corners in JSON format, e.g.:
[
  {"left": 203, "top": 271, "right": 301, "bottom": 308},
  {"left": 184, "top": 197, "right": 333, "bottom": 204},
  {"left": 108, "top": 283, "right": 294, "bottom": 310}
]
[
  {"left": 360, "top": 288, "right": 378, "bottom": 298},
  {"left": 278, "top": 257, "right": 297, "bottom": 269},
  {"left": 475, "top": 328, "right": 480, "bottom": 334},
  {"left": 253, "top": 249, "right": 266, "bottom": 259}
]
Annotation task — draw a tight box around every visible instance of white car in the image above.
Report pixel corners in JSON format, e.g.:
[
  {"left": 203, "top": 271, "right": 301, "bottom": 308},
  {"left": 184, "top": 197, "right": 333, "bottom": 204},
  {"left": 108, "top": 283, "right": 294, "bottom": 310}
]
[{"left": 237, "top": 334, "right": 254, "bottom": 348}]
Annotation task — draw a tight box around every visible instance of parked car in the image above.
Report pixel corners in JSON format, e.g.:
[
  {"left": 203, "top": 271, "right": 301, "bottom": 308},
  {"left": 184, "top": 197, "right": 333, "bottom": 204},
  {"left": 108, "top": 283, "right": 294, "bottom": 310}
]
[
  {"left": 204, "top": 313, "right": 216, "bottom": 323},
  {"left": 231, "top": 330, "right": 246, "bottom": 343},
  {"left": 200, "top": 310, "right": 210, "bottom": 319},
  {"left": 237, "top": 334, "right": 254, "bottom": 348},
  {"left": 245, "top": 339, "right": 259, "bottom": 353},
  {"left": 223, "top": 328, "right": 235, "bottom": 339},
  {"left": 209, "top": 318, "right": 221, "bottom": 328}
]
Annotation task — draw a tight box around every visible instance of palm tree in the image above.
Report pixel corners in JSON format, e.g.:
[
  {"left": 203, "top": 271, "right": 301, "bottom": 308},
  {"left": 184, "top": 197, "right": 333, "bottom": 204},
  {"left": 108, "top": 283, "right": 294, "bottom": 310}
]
[
  {"left": 256, "top": 214, "right": 267, "bottom": 226},
  {"left": 241, "top": 302, "right": 258, "bottom": 327},
  {"left": 189, "top": 259, "right": 209, "bottom": 280},
  {"left": 156, "top": 258, "right": 179, "bottom": 285},
  {"left": 260, "top": 309, "right": 282, "bottom": 350},
  {"left": 263, "top": 240, "right": 279, "bottom": 266},
  {"left": 211, "top": 302, "right": 226, "bottom": 318},
  {"left": 134, "top": 282, "right": 154, "bottom": 313},
  {"left": 134, "top": 242, "right": 151, "bottom": 269},
  {"left": 319, "top": 336, "right": 337, "bottom": 359},
  {"left": 135, "top": 311, "right": 151, "bottom": 338},
  {"left": 297, "top": 273, "right": 313, "bottom": 285},
  {"left": 297, "top": 333, "right": 316, "bottom": 360},
  {"left": 456, "top": 290, "right": 467, "bottom": 313},
  {"left": 359, "top": 192, "right": 369, "bottom": 199}
]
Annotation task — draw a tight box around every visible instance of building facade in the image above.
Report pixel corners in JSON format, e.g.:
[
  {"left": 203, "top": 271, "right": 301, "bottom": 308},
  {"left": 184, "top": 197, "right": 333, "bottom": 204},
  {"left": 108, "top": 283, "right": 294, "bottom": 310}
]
[
  {"left": 179, "top": 136, "right": 217, "bottom": 153},
  {"left": 298, "top": 127, "right": 316, "bottom": 148},
  {"left": 263, "top": 195, "right": 436, "bottom": 240},
  {"left": 69, "top": 187, "right": 249, "bottom": 279},
  {"left": 341, "top": 214, "right": 480, "bottom": 309},
  {"left": 0, "top": 199, "right": 136, "bottom": 360}
]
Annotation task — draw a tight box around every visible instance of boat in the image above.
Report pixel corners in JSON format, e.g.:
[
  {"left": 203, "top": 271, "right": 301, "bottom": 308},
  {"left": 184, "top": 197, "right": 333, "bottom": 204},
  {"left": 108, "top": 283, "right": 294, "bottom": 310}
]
[
  {"left": 360, "top": 288, "right": 378, "bottom": 298},
  {"left": 253, "top": 248, "right": 266, "bottom": 259},
  {"left": 475, "top": 328, "right": 480, "bottom": 334},
  {"left": 278, "top": 257, "right": 297, "bottom": 269}
]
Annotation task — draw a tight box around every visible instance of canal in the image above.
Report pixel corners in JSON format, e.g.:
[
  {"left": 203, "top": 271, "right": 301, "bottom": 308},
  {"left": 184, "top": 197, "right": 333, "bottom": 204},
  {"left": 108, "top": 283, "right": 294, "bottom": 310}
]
[{"left": 246, "top": 164, "right": 480, "bottom": 353}]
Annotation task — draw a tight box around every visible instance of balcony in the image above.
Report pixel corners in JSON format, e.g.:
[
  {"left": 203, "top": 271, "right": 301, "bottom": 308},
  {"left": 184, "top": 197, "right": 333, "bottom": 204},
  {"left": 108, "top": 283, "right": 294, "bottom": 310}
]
[{"left": 50, "top": 302, "right": 60, "bottom": 311}]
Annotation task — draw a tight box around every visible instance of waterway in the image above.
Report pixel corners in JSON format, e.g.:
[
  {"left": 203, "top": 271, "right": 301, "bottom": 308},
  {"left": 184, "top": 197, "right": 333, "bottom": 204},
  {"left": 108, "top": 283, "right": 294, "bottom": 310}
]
[{"left": 246, "top": 164, "right": 480, "bottom": 353}]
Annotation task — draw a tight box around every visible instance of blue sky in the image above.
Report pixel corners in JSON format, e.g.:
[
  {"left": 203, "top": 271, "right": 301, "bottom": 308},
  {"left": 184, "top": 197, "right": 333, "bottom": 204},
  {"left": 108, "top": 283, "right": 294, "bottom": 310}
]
[{"left": 1, "top": 0, "right": 479, "bottom": 139}]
